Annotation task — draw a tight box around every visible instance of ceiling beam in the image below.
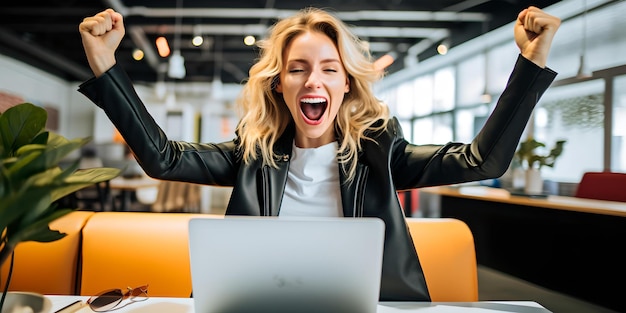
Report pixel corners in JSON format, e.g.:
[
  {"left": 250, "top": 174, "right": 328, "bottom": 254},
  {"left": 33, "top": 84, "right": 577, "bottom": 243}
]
[
  {"left": 104, "top": 0, "right": 488, "bottom": 22},
  {"left": 6, "top": 2, "right": 489, "bottom": 23},
  {"left": 125, "top": 8, "right": 489, "bottom": 22},
  {"left": 139, "top": 24, "right": 450, "bottom": 41},
  {"left": 0, "top": 27, "right": 92, "bottom": 80}
]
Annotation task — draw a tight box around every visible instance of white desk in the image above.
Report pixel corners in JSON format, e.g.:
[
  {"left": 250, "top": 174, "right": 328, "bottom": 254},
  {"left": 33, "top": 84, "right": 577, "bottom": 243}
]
[{"left": 46, "top": 295, "right": 552, "bottom": 313}]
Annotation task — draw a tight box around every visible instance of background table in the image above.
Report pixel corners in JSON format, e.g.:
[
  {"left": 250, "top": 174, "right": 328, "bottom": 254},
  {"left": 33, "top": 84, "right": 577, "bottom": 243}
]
[
  {"left": 421, "top": 186, "right": 626, "bottom": 312},
  {"left": 108, "top": 176, "right": 160, "bottom": 211}
]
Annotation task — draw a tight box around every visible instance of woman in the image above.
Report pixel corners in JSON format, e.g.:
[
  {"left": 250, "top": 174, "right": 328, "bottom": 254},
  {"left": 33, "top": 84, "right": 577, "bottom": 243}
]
[{"left": 78, "top": 6, "right": 560, "bottom": 300}]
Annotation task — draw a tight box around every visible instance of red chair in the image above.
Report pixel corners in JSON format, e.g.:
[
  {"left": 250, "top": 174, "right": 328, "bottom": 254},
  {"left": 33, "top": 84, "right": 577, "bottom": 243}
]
[{"left": 574, "top": 171, "right": 626, "bottom": 202}]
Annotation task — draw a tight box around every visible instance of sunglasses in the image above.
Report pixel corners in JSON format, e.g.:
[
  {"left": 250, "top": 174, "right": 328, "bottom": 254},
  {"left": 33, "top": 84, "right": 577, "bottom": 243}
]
[{"left": 86, "top": 284, "right": 149, "bottom": 312}]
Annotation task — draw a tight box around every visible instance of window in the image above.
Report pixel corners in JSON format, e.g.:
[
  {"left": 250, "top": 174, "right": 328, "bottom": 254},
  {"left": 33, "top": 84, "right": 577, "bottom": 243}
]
[
  {"left": 535, "top": 80, "right": 605, "bottom": 182},
  {"left": 395, "top": 81, "right": 416, "bottom": 119},
  {"left": 457, "top": 54, "right": 485, "bottom": 107},
  {"left": 432, "top": 67, "right": 455, "bottom": 112},
  {"left": 412, "top": 113, "right": 453, "bottom": 145},
  {"left": 455, "top": 105, "right": 490, "bottom": 143},
  {"left": 413, "top": 75, "right": 434, "bottom": 116}
]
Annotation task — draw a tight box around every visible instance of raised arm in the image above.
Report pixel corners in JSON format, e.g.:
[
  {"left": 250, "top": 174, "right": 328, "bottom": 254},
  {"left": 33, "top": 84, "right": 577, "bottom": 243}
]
[
  {"left": 391, "top": 7, "right": 560, "bottom": 189},
  {"left": 77, "top": 10, "right": 239, "bottom": 186}
]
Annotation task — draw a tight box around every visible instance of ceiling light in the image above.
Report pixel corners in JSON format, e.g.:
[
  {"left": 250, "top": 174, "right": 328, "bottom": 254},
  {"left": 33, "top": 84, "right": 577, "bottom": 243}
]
[
  {"left": 192, "top": 35, "right": 203, "bottom": 47},
  {"left": 243, "top": 35, "right": 256, "bottom": 46},
  {"left": 192, "top": 24, "right": 203, "bottom": 47},
  {"left": 132, "top": 49, "right": 144, "bottom": 61},
  {"left": 156, "top": 36, "right": 170, "bottom": 58},
  {"left": 437, "top": 39, "right": 450, "bottom": 55}
]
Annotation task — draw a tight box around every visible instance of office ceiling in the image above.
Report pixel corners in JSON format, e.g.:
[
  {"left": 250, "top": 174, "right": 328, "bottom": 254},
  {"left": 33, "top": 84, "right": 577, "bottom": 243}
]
[{"left": 0, "top": 0, "right": 562, "bottom": 85}]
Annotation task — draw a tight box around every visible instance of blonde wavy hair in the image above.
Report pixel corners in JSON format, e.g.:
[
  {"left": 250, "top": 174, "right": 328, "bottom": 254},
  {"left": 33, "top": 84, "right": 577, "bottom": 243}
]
[{"left": 235, "top": 7, "right": 389, "bottom": 181}]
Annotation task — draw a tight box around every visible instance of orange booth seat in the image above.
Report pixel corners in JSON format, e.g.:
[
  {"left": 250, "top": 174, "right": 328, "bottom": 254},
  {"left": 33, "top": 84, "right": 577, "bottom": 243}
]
[
  {"left": 3, "top": 211, "right": 478, "bottom": 302},
  {"left": 1, "top": 211, "right": 94, "bottom": 295},
  {"left": 79, "top": 212, "right": 222, "bottom": 298},
  {"left": 405, "top": 217, "right": 479, "bottom": 302}
]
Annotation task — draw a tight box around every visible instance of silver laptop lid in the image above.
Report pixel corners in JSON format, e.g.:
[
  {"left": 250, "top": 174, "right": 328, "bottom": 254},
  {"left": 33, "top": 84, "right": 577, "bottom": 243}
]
[{"left": 188, "top": 216, "right": 385, "bottom": 313}]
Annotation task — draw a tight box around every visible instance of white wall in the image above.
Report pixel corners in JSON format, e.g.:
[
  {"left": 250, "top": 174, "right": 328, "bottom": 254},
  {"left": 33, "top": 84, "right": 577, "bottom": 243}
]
[
  {"left": 0, "top": 52, "right": 243, "bottom": 146},
  {"left": 0, "top": 54, "right": 102, "bottom": 143}
]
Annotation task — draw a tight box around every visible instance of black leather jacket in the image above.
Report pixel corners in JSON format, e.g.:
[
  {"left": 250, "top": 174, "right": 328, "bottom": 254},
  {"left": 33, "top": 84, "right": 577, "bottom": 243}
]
[{"left": 79, "top": 55, "right": 556, "bottom": 301}]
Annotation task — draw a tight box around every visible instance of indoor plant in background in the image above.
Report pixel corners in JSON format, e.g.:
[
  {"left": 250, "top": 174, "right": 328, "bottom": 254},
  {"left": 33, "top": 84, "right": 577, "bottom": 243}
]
[
  {"left": 0, "top": 103, "right": 120, "bottom": 312},
  {"left": 514, "top": 137, "right": 566, "bottom": 194}
]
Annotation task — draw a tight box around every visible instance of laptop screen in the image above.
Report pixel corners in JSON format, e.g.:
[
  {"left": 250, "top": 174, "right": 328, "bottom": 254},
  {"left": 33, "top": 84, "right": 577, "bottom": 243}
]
[{"left": 188, "top": 216, "right": 385, "bottom": 313}]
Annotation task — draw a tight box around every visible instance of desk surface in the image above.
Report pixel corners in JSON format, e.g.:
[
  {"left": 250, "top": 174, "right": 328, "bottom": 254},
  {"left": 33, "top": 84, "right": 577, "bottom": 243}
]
[
  {"left": 421, "top": 185, "right": 626, "bottom": 217},
  {"left": 46, "top": 296, "right": 551, "bottom": 313}
]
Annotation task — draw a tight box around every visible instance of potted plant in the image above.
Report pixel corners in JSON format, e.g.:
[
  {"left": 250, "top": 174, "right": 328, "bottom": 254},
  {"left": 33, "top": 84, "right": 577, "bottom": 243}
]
[
  {"left": 514, "top": 137, "right": 566, "bottom": 194},
  {"left": 1, "top": 103, "right": 120, "bottom": 312}
]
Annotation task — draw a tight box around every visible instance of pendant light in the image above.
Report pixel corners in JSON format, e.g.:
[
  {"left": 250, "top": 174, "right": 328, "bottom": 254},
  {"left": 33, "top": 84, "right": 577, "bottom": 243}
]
[
  {"left": 480, "top": 22, "right": 492, "bottom": 104},
  {"left": 481, "top": 51, "right": 492, "bottom": 104},
  {"left": 577, "top": 0, "right": 592, "bottom": 79},
  {"left": 168, "top": 0, "right": 186, "bottom": 79},
  {"left": 211, "top": 35, "right": 223, "bottom": 100}
]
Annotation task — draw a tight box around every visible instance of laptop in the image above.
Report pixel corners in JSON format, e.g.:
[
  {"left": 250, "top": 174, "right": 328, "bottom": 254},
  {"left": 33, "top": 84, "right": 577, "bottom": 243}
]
[{"left": 188, "top": 216, "right": 386, "bottom": 313}]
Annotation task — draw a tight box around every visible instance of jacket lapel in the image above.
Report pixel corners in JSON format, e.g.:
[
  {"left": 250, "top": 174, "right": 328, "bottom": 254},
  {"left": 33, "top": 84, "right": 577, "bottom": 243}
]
[
  {"left": 268, "top": 159, "right": 289, "bottom": 216},
  {"left": 339, "top": 163, "right": 357, "bottom": 217},
  {"left": 267, "top": 123, "right": 294, "bottom": 216}
]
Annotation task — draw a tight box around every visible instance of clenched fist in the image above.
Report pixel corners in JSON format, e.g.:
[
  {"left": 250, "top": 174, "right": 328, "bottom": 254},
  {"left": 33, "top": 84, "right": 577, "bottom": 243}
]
[
  {"left": 79, "top": 9, "right": 125, "bottom": 77},
  {"left": 514, "top": 6, "right": 561, "bottom": 68}
]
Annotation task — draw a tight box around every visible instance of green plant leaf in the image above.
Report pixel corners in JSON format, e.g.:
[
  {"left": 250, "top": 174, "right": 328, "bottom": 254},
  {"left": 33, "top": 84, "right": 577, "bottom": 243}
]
[
  {"left": 0, "top": 103, "right": 47, "bottom": 158},
  {"left": 0, "top": 167, "right": 118, "bottom": 236},
  {"left": 515, "top": 138, "right": 567, "bottom": 169},
  {"left": 14, "top": 143, "right": 47, "bottom": 155},
  {"left": 50, "top": 168, "right": 121, "bottom": 202},
  {"left": 0, "top": 186, "right": 52, "bottom": 236},
  {"left": 10, "top": 138, "right": 86, "bottom": 180},
  {"left": 0, "top": 168, "right": 7, "bottom": 197},
  {"left": 56, "top": 159, "right": 81, "bottom": 181},
  {"left": 47, "top": 132, "right": 82, "bottom": 149},
  {"left": 31, "top": 131, "right": 49, "bottom": 146},
  {"left": 1, "top": 102, "right": 122, "bottom": 265},
  {"left": 42, "top": 138, "right": 88, "bottom": 169},
  {"left": 7, "top": 208, "right": 73, "bottom": 246},
  {"left": 5, "top": 148, "right": 45, "bottom": 181}
]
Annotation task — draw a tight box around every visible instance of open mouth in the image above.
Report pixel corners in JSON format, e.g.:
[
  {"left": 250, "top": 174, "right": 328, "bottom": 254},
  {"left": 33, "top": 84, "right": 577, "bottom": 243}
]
[{"left": 300, "top": 97, "right": 327, "bottom": 123}]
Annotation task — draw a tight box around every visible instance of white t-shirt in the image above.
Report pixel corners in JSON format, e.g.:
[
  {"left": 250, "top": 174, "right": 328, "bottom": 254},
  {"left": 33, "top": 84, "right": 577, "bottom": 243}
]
[{"left": 279, "top": 141, "right": 343, "bottom": 217}]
